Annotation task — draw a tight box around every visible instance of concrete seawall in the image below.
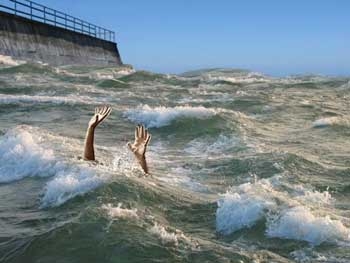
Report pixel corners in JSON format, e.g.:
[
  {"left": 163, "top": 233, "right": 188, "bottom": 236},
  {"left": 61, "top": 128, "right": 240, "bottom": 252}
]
[{"left": 0, "top": 11, "right": 122, "bottom": 66}]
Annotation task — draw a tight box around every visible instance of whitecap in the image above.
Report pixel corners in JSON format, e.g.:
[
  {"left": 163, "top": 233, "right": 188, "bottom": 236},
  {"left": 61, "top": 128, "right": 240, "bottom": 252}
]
[
  {"left": 266, "top": 206, "right": 350, "bottom": 245},
  {"left": 0, "top": 126, "right": 59, "bottom": 183},
  {"left": 40, "top": 164, "right": 110, "bottom": 208},
  {"left": 215, "top": 176, "right": 343, "bottom": 242},
  {"left": 0, "top": 94, "right": 109, "bottom": 105},
  {"left": 184, "top": 134, "right": 238, "bottom": 156},
  {"left": 123, "top": 105, "right": 216, "bottom": 128},
  {"left": 149, "top": 222, "right": 179, "bottom": 246},
  {"left": 312, "top": 116, "right": 349, "bottom": 128},
  {"left": 0, "top": 126, "right": 115, "bottom": 207},
  {"left": 216, "top": 181, "right": 275, "bottom": 235},
  {"left": 102, "top": 203, "right": 138, "bottom": 220},
  {"left": 0, "top": 55, "right": 26, "bottom": 66}
]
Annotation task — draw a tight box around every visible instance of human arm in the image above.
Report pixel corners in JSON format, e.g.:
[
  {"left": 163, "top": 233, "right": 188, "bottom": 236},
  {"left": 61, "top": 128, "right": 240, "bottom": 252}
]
[{"left": 83, "top": 106, "right": 112, "bottom": 161}]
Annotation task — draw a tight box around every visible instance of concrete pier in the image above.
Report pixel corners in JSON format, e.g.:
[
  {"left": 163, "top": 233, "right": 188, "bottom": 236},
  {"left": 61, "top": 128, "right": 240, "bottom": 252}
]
[{"left": 0, "top": 11, "right": 123, "bottom": 66}]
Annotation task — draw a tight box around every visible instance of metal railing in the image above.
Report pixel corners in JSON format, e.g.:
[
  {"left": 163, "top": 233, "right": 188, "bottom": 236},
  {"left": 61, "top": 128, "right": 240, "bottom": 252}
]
[{"left": 0, "top": 0, "right": 116, "bottom": 42}]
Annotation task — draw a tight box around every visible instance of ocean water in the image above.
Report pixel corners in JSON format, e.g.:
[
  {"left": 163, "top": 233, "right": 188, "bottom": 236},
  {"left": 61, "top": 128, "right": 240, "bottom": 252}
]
[{"left": 0, "top": 61, "right": 350, "bottom": 262}]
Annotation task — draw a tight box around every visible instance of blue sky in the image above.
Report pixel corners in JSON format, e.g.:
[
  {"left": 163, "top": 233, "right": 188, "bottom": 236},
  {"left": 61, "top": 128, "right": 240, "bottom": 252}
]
[{"left": 34, "top": 1, "right": 350, "bottom": 75}]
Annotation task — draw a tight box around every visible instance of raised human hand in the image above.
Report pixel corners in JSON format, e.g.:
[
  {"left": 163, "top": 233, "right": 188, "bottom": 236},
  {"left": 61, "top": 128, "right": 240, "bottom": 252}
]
[
  {"left": 88, "top": 106, "right": 112, "bottom": 129},
  {"left": 127, "top": 125, "right": 151, "bottom": 158},
  {"left": 127, "top": 125, "right": 151, "bottom": 174}
]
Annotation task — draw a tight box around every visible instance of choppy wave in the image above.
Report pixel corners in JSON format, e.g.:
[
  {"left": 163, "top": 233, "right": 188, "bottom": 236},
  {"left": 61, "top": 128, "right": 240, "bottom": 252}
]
[
  {"left": 2, "top": 62, "right": 350, "bottom": 261},
  {"left": 0, "top": 126, "right": 116, "bottom": 208},
  {"left": 0, "top": 94, "right": 109, "bottom": 105},
  {"left": 184, "top": 134, "right": 239, "bottom": 156},
  {"left": 312, "top": 116, "right": 350, "bottom": 128},
  {"left": 149, "top": 222, "right": 193, "bottom": 248},
  {"left": 119, "top": 71, "right": 168, "bottom": 82},
  {"left": 207, "top": 72, "right": 270, "bottom": 84},
  {"left": 0, "top": 55, "right": 26, "bottom": 66},
  {"left": 266, "top": 206, "right": 350, "bottom": 245},
  {"left": 216, "top": 176, "right": 350, "bottom": 245},
  {"left": 0, "top": 126, "right": 59, "bottom": 183},
  {"left": 216, "top": 179, "right": 275, "bottom": 235},
  {"left": 123, "top": 105, "right": 216, "bottom": 128},
  {"left": 149, "top": 223, "right": 179, "bottom": 246},
  {"left": 55, "top": 66, "right": 135, "bottom": 80},
  {"left": 41, "top": 164, "right": 110, "bottom": 208},
  {"left": 102, "top": 203, "right": 139, "bottom": 220}
]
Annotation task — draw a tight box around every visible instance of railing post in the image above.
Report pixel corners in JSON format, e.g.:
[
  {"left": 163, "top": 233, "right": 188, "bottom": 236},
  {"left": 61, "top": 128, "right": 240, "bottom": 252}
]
[
  {"left": 43, "top": 7, "right": 46, "bottom": 23},
  {"left": 30, "top": 1, "right": 32, "bottom": 19},
  {"left": 65, "top": 14, "right": 67, "bottom": 29},
  {"left": 54, "top": 10, "right": 56, "bottom": 26},
  {"left": 14, "top": 1, "right": 16, "bottom": 15}
]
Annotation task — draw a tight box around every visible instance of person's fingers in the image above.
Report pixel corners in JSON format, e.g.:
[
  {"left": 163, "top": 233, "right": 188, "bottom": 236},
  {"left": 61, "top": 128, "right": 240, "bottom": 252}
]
[
  {"left": 144, "top": 129, "right": 148, "bottom": 139},
  {"left": 141, "top": 125, "right": 145, "bottom": 139},
  {"left": 145, "top": 134, "right": 151, "bottom": 146},
  {"left": 138, "top": 124, "right": 142, "bottom": 138},
  {"left": 103, "top": 106, "right": 109, "bottom": 115},
  {"left": 99, "top": 107, "right": 111, "bottom": 123},
  {"left": 106, "top": 107, "right": 112, "bottom": 117},
  {"left": 135, "top": 126, "right": 138, "bottom": 139},
  {"left": 127, "top": 142, "right": 132, "bottom": 150},
  {"left": 101, "top": 106, "right": 107, "bottom": 115},
  {"left": 95, "top": 107, "right": 98, "bottom": 114}
]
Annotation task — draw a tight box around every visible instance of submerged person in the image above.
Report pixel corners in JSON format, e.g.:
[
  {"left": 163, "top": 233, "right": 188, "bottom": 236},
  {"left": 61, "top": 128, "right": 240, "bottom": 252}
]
[{"left": 83, "top": 106, "right": 152, "bottom": 174}]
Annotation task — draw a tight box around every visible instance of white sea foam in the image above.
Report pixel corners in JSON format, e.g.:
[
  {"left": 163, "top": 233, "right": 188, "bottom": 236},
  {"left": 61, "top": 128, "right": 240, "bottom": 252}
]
[
  {"left": 149, "top": 222, "right": 186, "bottom": 246},
  {"left": 293, "top": 186, "right": 333, "bottom": 206},
  {"left": 0, "top": 55, "right": 26, "bottom": 66},
  {"left": 207, "top": 72, "right": 270, "bottom": 84},
  {"left": 290, "top": 248, "right": 349, "bottom": 263},
  {"left": 150, "top": 222, "right": 178, "bottom": 245},
  {"left": 215, "top": 176, "right": 345, "bottom": 244},
  {"left": 0, "top": 94, "right": 108, "bottom": 105},
  {"left": 123, "top": 105, "right": 216, "bottom": 128},
  {"left": 266, "top": 206, "right": 350, "bottom": 245},
  {"left": 102, "top": 203, "right": 139, "bottom": 220},
  {"left": 114, "top": 68, "right": 136, "bottom": 76},
  {"left": 158, "top": 167, "right": 208, "bottom": 192},
  {"left": 216, "top": 180, "right": 275, "bottom": 235},
  {"left": 184, "top": 134, "right": 238, "bottom": 156},
  {"left": 0, "top": 126, "right": 114, "bottom": 207},
  {"left": 55, "top": 66, "right": 135, "bottom": 80},
  {"left": 312, "top": 116, "right": 350, "bottom": 128},
  {"left": 178, "top": 93, "right": 233, "bottom": 104},
  {"left": 0, "top": 126, "right": 59, "bottom": 183},
  {"left": 41, "top": 164, "right": 110, "bottom": 208}
]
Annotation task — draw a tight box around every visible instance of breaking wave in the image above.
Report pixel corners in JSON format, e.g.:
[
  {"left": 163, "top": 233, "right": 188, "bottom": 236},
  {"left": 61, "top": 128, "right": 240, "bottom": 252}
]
[
  {"left": 266, "top": 206, "right": 350, "bottom": 245},
  {"left": 312, "top": 116, "right": 350, "bottom": 128},
  {"left": 216, "top": 179, "right": 275, "bottom": 235},
  {"left": 216, "top": 176, "right": 350, "bottom": 245},
  {"left": 0, "top": 55, "right": 26, "bottom": 66},
  {"left": 40, "top": 164, "right": 110, "bottom": 208},
  {"left": 123, "top": 105, "right": 216, "bottom": 128},
  {"left": 0, "top": 126, "right": 115, "bottom": 208},
  {"left": 0, "top": 126, "right": 59, "bottom": 183},
  {"left": 0, "top": 94, "right": 109, "bottom": 105},
  {"left": 102, "top": 203, "right": 139, "bottom": 220}
]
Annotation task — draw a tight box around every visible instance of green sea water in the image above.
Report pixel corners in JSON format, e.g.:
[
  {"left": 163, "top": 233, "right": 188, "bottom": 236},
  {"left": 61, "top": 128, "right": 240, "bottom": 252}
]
[{"left": 0, "top": 63, "right": 350, "bottom": 262}]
